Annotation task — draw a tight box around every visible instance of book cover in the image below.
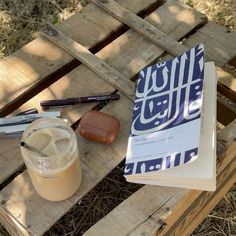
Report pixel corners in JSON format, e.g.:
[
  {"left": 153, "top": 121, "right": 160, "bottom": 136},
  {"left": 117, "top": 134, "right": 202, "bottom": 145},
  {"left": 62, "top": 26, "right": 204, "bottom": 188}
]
[{"left": 124, "top": 44, "right": 205, "bottom": 177}]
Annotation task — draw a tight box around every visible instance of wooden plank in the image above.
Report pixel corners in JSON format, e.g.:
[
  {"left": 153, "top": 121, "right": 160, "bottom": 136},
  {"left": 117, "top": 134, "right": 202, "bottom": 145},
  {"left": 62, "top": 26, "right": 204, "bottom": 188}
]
[
  {"left": 179, "top": 168, "right": 235, "bottom": 236},
  {"left": 84, "top": 152, "right": 236, "bottom": 236},
  {"left": 184, "top": 22, "right": 236, "bottom": 66},
  {"left": 128, "top": 190, "right": 188, "bottom": 236},
  {"left": 145, "top": 120, "right": 236, "bottom": 235},
  {"left": 123, "top": 161, "right": 235, "bottom": 236},
  {"left": 43, "top": 25, "right": 135, "bottom": 100},
  {"left": 84, "top": 186, "right": 182, "bottom": 236},
  {"left": 217, "top": 96, "right": 236, "bottom": 126},
  {"left": 0, "top": 138, "right": 24, "bottom": 185},
  {"left": 0, "top": 60, "right": 36, "bottom": 116},
  {"left": 13, "top": 2, "right": 205, "bottom": 127},
  {"left": 217, "top": 66, "right": 236, "bottom": 102},
  {"left": 91, "top": 0, "right": 187, "bottom": 56},
  {"left": 0, "top": 94, "right": 133, "bottom": 236},
  {"left": 83, "top": 120, "right": 236, "bottom": 236},
  {"left": 0, "top": 3, "right": 212, "bottom": 235},
  {"left": 0, "top": 1, "right": 206, "bottom": 187},
  {"left": 0, "top": 0, "right": 158, "bottom": 116},
  {"left": 158, "top": 156, "right": 236, "bottom": 236}
]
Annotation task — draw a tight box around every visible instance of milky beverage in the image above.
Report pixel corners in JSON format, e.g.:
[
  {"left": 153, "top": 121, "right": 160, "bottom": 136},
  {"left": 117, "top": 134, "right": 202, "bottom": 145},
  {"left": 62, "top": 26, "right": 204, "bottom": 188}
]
[{"left": 21, "top": 120, "right": 82, "bottom": 201}]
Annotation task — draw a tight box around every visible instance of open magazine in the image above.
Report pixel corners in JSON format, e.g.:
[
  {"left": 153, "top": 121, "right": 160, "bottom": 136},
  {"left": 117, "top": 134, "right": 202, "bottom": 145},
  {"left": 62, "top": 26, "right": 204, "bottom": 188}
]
[{"left": 124, "top": 44, "right": 216, "bottom": 191}]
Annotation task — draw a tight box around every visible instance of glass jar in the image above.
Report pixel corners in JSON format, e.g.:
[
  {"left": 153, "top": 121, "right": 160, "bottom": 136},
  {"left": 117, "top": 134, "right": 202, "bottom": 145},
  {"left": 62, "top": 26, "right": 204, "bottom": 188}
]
[{"left": 21, "top": 117, "right": 82, "bottom": 201}]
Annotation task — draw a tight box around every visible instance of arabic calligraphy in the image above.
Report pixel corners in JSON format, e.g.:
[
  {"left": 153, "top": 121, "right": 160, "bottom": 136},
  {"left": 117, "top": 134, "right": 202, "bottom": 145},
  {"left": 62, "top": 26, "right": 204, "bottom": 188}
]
[
  {"left": 131, "top": 44, "right": 204, "bottom": 136},
  {"left": 124, "top": 147, "right": 198, "bottom": 175}
]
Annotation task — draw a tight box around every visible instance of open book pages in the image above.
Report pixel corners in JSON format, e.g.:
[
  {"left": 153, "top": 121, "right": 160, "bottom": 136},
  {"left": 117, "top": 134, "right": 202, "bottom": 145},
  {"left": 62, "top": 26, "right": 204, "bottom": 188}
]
[{"left": 124, "top": 44, "right": 216, "bottom": 191}]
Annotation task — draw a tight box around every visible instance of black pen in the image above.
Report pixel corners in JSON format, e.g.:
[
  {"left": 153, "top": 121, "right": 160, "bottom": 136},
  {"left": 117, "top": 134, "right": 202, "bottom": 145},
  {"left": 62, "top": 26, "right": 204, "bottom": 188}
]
[{"left": 40, "top": 94, "right": 120, "bottom": 109}]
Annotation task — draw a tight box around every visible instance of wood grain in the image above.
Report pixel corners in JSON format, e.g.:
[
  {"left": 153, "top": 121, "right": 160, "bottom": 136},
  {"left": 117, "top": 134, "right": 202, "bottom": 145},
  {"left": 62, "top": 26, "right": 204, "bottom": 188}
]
[
  {"left": 17, "top": 0, "right": 206, "bottom": 123},
  {"left": 84, "top": 186, "right": 181, "bottom": 236},
  {"left": 91, "top": 0, "right": 188, "bottom": 56},
  {"left": 43, "top": 25, "right": 135, "bottom": 100},
  {"left": 83, "top": 120, "right": 236, "bottom": 236},
  {"left": 0, "top": 137, "right": 24, "bottom": 185},
  {"left": 0, "top": 3, "right": 209, "bottom": 232},
  {"left": 217, "top": 66, "right": 236, "bottom": 102},
  {"left": 0, "top": 94, "right": 133, "bottom": 236},
  {"left": 217, "top": 96, "right": 236, "bottom": 126},
  {"left": 0, "top": 0, "right": 206, "bottom": 184},
  {"left": 184, "top": 22, "right": 236, "bottom": 66},
  {"left": 0, "top": 0, "right": 158, "bottom": 115},
  {"left": 0, "top": 2, "right": 235, "bottom": 236}
]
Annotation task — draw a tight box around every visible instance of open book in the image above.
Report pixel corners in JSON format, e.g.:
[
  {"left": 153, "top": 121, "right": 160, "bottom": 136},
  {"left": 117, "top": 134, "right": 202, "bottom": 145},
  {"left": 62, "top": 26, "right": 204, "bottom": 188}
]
[{"left": 124, "top": 44, "right": 217, "bottom": 191}]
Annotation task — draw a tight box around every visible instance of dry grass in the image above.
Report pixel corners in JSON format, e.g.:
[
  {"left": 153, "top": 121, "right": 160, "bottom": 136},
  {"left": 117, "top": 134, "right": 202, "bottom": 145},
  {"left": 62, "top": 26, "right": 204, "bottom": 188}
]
[
  {"left": 179, "top": 0, "right": 236, "bottom": 232},
  {"left": 181, "top": 0, "right": 236, "bottom": 31},
  {"left": 45, "top": 163, "right": 142, "bottom": 236},
  {"left": 192, "top": 185, "right": 236, "bottom": 236},
  {"left": 0, "top": 0, "right": 88, "bottom": 59},
  {"left": 0, "top": 0, "right": 235, "bottom": 235}
]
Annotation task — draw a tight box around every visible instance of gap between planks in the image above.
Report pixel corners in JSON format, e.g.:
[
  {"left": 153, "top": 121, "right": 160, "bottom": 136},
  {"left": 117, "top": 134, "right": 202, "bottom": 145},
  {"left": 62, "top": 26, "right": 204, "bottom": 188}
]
[
  {"left": 0, "top": 2, "right": 210, "bottom": 235},
  {"left": 0, "top": 0, "right": 209, "bottom": 185},
  {"left": 0, "top": 0, "right": 160, "bottom": 116},
  {"left": 217, "top": 66, "right": 236, "bottom": 102},
  {"left": 82, "top": 120, "right": 236, "bottom": 236},
  {"left": 0, "top": 2, "right": 236, "bottom": 235},
  {"left": 1, "top": 0, "right": 204, "bottom": 186},
  {"left": 42, "top": 25, "right": 236, "bottom": 126},
  {"left": 91, "top": 0, "right": 187, "bottom": 56},
  {"left": 43, "top": 25, "right": 135, "bottom": 101},
  {"left": 42, "top": 0, "right": 236, "bottom": 112}
]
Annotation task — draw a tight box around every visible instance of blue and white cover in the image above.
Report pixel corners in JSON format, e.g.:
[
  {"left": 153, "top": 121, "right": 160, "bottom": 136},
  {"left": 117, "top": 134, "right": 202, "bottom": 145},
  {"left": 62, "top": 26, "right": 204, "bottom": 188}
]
[{"left": 124, "top": 44, "right": 205, "bottom": 176}]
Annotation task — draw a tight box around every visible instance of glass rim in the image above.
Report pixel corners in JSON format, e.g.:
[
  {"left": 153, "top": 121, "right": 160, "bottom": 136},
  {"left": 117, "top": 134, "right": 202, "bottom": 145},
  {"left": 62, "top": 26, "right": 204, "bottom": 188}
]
[{"left": 21, "top": 117, "right": 77, "bottom": 161}]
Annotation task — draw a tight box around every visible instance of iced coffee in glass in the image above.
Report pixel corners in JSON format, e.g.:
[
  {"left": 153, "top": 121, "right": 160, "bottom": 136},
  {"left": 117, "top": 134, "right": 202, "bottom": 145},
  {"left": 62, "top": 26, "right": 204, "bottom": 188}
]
[{"left": 21, "top": 117, "right": 82, "bottom": 201}]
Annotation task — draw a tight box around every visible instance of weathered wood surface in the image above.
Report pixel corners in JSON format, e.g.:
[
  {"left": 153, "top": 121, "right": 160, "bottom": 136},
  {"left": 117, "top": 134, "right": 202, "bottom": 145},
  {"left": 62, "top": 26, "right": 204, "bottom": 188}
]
[
  {"left": 84, "top": 185, "right": 187, "bottom": 236},
  {"left": 43, "top": 25, "right": 135, "bottom": 100},
  {"left": 17, "top": 0, "right": 207, "bottom": 122},
  {"left": 0, "top": 2, "right": 209, "bottom": 235},
  {"left": 0, "top": 94, "right": 133, "bottom": 236},
  {"left": 184, "top": 22, "right": 236, "bottom": 66},
  {"left": 91, "top": 0, "right": 188, "bottom": 56},
  {"left": 217, "top": 96, "right": 236, "bottom": 126},
  {"left": 158, "top": 120, "right": 236, "bottom": 236},
  {"left": 0, "top": 0, "right": 158, "bottom": 116},
  {"left": 0, "top": 1, "right": 235, "bottom": 236},
  {"left": 83, "top": 119, "right": 236, "bottom": 236},
  {"left": 0, "top": 0, "right": 208, "bottom": 187},
  {"left": 0, "top": 138, "right": 24, "bottom": 184},
  {"left": 217, "top": 67, "right": 236, "bottom": 102},
  {"left": 0, "top": 0, "right": 166, "bottom": 185},
  {"left": 0, "top": 1, "right": 206, "bottom": 186}
]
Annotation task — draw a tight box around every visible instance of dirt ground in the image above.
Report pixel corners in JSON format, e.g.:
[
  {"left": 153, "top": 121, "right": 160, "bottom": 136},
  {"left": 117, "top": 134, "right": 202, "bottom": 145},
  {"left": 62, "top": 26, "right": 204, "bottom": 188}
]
[{"left": 0, "top": 0, "right": 235, "bottom": 235}]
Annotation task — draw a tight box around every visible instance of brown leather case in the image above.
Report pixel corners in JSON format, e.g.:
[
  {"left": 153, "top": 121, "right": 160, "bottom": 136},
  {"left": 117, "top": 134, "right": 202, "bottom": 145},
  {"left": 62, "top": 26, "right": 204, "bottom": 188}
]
[{"left": 78, "top": 110, "right": 120, "bottom": 144}]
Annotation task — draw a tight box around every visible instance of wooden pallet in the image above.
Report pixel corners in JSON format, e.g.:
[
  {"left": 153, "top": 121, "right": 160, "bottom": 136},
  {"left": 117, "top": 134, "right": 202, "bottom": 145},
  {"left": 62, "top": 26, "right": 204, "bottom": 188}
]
[{"left": 0, "top": 0, "right": 235, "bottom": 235}]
